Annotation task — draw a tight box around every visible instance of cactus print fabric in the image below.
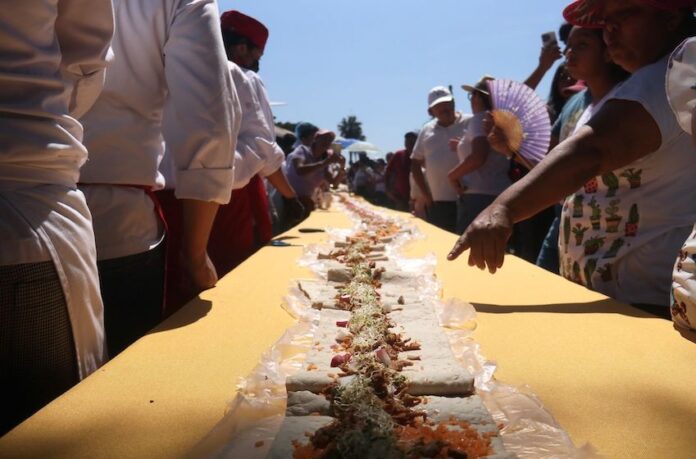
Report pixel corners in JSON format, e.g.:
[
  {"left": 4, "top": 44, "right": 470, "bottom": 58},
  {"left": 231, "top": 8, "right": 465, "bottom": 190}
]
[
  {"left": 559, "top": 56, "right": 696, "bottom": 306},
  {"left": 672, "top": 226, "right": 696, "bottom": 331}
]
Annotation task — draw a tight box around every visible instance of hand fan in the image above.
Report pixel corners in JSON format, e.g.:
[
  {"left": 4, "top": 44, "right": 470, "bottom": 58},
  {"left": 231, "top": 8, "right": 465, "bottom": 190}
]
[{"left": 487, "top": 79, "right": 552, "bottom": 166}]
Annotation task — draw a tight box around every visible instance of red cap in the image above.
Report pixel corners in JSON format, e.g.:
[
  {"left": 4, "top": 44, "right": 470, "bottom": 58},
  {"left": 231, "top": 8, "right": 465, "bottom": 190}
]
[
  {"left": 563, "top": 0, "right": 696, "bottom": 28},
  {"left": 220, "top": 10, "right": 269, "bottom": 52}
]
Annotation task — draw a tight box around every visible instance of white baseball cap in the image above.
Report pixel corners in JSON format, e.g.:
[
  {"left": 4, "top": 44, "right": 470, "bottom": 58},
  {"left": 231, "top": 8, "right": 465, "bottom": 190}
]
[{"left": 427, "top": 86, "right": 453, "bottom": 109}]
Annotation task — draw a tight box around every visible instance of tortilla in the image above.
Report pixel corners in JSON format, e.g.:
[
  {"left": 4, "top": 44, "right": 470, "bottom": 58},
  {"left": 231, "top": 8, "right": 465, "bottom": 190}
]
[
  {"left": 287, "top": 391, "right": 495, "bottom": 427},
  {"left": 295, "top": 279, "right": 423, "bottom": 311},
  {"left": 286, "top": 364, "right": 474, "bottom": 396},
  {"left": 327, "top": 267, "right": 421, "bottom": 284},
  {"left": 267, "top": 416, "right": 334, "bottom": 459},
  {"left": 332, "top": 242, "right": 386, "bottom": 251},
  {"left": 268, "top": 410, "right": 514, "bottom": 459}
]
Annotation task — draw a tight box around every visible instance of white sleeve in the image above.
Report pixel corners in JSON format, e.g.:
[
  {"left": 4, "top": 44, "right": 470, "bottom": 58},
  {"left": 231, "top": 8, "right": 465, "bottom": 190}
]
[
  {"left": 411, "top": 126, "right": 428, "bottom": 161},
  {"left": 468, "top": 114, "right": 487, "bottom": 138},
  {"left": 56, "top": 0, "right": 114, "bottom": 119},
  {"left": 232, "top": 66, "right": 283, "bottom": 179},
  {"left": 163, "top": 0, "right": 238, "bottom": 204},
  {"left": 252, "top": 89, "right": 285, "bottom": 177},
  {"left": 245, "top": 70, "right": 285, "bottom": 175}
]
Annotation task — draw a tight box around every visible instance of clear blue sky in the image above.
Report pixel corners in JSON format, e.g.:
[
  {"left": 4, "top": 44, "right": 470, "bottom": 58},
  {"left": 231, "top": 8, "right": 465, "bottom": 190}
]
[{"left": 218, "top": 0, "right": 571, "bottom": 153}]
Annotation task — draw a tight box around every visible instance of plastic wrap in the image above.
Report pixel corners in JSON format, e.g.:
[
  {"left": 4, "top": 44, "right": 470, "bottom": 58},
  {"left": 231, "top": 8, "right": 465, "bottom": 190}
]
[{"left": 192, "top": 197, "right": 601, "bottom": 459}]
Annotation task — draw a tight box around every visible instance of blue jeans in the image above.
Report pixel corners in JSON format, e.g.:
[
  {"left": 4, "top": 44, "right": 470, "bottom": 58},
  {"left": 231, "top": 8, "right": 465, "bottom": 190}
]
[
  {"left": 536, "top": 204, "right": 562, "bottom": 274},
  {"left": 456, "top": 194, "right": 496, "bottom": 234}
]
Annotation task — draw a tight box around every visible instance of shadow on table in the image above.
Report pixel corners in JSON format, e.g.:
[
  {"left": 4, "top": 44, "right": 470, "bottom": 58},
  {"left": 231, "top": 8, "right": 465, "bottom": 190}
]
[
  {"left": 471, "top": 298, "right": 670, "bottom": 320},
  {"left": 154, "top": 297, "right": 212, "bottom": 333}
]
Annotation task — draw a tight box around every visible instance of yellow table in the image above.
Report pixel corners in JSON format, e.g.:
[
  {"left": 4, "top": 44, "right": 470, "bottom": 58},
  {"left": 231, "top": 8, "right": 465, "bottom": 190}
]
[{"left": 2, "top": 206, "right": 696, "bottom": 459}]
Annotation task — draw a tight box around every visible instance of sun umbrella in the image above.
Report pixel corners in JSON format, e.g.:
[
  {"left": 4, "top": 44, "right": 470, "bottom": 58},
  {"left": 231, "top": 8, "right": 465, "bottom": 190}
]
[{"left": 341, "top": 140, "right": 381, "bottom": 154}]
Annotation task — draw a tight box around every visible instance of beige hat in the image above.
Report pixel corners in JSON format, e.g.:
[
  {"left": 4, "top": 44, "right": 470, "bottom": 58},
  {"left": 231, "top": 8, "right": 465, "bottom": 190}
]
[
  {"left": 315, "top": 129, "right": 336, "bottom": 141},
  {"left": 462, "top": 75, "right": 495, "bottom": 96}
]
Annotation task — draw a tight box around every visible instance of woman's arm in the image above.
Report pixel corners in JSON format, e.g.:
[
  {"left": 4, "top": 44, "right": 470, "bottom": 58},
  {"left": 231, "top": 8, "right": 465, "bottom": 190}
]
[
  {"left": 447, "top": 99, "right": 662, "bottom": 272},
  {"left": 294, "top": 156, "right": 329, "bottom": 176}
]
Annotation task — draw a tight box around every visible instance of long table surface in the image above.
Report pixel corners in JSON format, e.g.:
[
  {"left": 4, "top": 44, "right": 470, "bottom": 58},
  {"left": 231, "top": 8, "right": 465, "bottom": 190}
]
[{"left": 2, "top": 204, "right": 696, "bottom": 459}]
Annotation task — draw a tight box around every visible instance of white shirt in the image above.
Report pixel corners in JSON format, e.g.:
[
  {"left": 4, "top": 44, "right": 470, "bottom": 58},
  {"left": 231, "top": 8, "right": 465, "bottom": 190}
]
[
  {"left": 229, "top": 61, "right": 284, "bottom": 189},
  {"left": 411, "top": 112, "right": 472, "bottom": 201},
  {"left": 0, "top": 0, "right": 113, "bottom": 378},
  {"left": 245, "top": 69, "right": 278, "bottom": 139},
  {"left": 79, "top": 0, "right": 240, "bottom": 260},
  {"left": 456, "top": 112, "right": 510, "bottom": 196},
  {"left": 559, "top": 56, "right": 696, "bottom": 306},
  {"left": 245, "top": 68, "right": 289, "bottom": 186},
  {"left": 0, "top": 0, "right": 113, "bottom": 187}
]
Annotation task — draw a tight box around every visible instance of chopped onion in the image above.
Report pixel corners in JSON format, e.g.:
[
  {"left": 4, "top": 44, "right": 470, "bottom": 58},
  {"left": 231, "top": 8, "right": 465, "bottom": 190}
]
[
  {"left": 330, "top": 353, "right": 352, "bottom": 368},
  {"left": 375, "top": 347, "right": 391, "bottom": 367}
]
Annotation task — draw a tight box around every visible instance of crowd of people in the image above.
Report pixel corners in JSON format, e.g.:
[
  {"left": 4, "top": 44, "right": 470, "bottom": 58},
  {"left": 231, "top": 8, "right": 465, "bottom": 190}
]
[
  {"left": 369, "top": 1, "right": 696, "bottom": 339},
  {"left": 446, "top": 1, "right": 696, "bottom": 336},
  {"left": 2, "top": 0, "right": 696, "bottom": 439}
]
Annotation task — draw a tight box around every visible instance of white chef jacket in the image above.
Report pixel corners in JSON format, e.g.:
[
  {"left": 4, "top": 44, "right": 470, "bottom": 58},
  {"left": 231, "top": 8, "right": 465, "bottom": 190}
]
[
  {"left": 0, "top": 0, "right": 113, "bottom": 378},
  {"left": 229, "top": 61, "right": 284, "bottom": 190},
  {"left": 79, "top": 0, "right": 240, "bottom": 260},
  {"left": 245, "top": 68, "right": 287, "bottom": 168},
  {"left": 246, "top": 70, "right": 280, "bottom": 141}
]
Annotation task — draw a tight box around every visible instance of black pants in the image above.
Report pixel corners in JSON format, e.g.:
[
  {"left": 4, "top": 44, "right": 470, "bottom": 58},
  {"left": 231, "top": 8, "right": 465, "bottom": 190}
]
[
  {"left": 427, "top": 201, "right": 458, "bottom": 234},
  {"left": 98, "top": 239, "right": 165, "bottom": 358},
  {"left": 0, "top": 261, "right": 78, "bottom": 435}
]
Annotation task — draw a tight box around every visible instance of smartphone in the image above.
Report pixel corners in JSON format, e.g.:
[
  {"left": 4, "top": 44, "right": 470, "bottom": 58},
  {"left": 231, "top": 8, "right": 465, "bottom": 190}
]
[{"left": 541, "top": 31, "right": 557, "bottom": 45}]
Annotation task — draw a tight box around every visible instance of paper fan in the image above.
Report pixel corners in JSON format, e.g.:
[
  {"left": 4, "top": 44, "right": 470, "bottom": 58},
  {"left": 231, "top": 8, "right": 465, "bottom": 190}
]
[
  {"left": 667, "top": 37, "right": 696, "bottom": 135},
  {"left": 487, "top": 79, "right": 552, "bottom": 166}
]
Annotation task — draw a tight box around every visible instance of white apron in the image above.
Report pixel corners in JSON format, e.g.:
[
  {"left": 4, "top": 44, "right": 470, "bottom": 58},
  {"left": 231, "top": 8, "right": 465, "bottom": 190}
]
[{"left": 0, "top": 182, "right": 107, "bottom": 379}]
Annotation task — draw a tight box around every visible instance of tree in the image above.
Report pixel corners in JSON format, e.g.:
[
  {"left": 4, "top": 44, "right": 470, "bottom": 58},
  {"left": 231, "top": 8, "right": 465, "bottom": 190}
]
[
  {"left": 275, "top": 121, "right": 298, "bottom": 133},
  {"left": 338, "top": 115, "right": 366, "bottom": 140}
]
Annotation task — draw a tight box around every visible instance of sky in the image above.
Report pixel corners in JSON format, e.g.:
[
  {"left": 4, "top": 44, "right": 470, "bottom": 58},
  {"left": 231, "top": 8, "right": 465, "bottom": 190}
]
[{"left": 218, "top": 0, "right": 572, "bottom": 153}]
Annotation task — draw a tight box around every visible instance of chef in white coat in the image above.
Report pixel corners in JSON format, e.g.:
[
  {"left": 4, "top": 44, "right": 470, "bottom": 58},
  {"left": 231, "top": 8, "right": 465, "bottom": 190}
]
[
  {"left": 238, "top": 14, "right": 309, "bottom": 230},
  {"left": 181, "top": 10, "right": 302, "bottom": 278},
  {"left": 0, "top": 0, "right": 113, "bottom": 434},
  {"left": 79, "top": 0, "right": 240, "bottom": 357},
  {"left": 219, "top": 10, "right": 306, "bottom": 220}
]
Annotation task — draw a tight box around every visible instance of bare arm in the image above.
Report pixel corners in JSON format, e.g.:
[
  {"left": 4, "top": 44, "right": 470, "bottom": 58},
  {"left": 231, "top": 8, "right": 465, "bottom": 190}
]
[
  {"left": 524, "top": 41, "right": 562, "bottom": 91},
  {"left": 448, "top": 99, "right": 661, "bottom": 272},
  {"left": 410, "top": 158, "right": 433, "bottom": 206},
  {"left": 266, "top": 167, "right": 297, "bottom": 198},
  {"left": 294, "top": 156, "right": 330, "bottom": 176},
  {"left": 180, "top": 199, "right": 220, "bottom": 290},
  {"left": 448, "top": 137, "right": 489, "bottom": 180}
]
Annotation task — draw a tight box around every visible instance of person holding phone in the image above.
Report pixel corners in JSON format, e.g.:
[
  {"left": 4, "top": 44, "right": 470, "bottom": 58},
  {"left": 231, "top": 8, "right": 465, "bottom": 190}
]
[{"left": 449, "top": 0, "right": 696, "bottom": 316}]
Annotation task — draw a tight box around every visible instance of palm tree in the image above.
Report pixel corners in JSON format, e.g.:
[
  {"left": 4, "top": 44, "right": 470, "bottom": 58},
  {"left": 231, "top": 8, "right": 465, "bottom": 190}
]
[{"left": 338, "top": 115, "right": 366, "bottom": 140}]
